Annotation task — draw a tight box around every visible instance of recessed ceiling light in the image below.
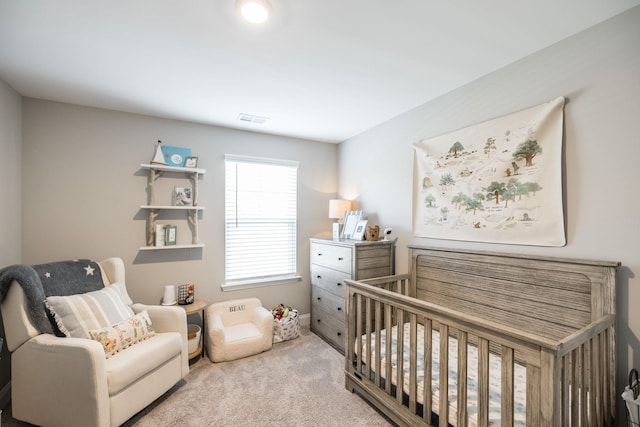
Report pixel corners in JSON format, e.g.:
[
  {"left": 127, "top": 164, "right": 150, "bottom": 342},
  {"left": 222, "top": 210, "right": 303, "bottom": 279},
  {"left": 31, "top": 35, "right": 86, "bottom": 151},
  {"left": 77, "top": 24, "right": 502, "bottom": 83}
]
[{"left": 236, "top": 0, "right": 272, "bottom": 24}]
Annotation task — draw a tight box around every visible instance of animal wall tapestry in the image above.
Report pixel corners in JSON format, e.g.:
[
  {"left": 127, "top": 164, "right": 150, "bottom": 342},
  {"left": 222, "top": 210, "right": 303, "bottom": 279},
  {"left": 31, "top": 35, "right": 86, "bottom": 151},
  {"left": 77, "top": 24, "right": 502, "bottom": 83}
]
[{"left": 412, "top": 96, "right": 565, "bottom": 246}]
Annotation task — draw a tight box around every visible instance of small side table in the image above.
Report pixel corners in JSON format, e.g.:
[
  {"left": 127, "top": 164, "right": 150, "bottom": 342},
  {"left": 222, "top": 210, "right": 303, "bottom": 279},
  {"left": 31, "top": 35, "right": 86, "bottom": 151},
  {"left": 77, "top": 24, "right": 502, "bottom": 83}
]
[{"left": 178, "top": 299, "right": 207, "bottom": 360}]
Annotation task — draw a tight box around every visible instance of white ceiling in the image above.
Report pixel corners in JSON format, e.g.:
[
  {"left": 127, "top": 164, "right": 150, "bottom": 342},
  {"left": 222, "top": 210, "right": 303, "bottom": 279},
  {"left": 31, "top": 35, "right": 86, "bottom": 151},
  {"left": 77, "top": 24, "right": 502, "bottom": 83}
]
[{"left": 1, "top": 1, "right": 639, "bottom": 143}]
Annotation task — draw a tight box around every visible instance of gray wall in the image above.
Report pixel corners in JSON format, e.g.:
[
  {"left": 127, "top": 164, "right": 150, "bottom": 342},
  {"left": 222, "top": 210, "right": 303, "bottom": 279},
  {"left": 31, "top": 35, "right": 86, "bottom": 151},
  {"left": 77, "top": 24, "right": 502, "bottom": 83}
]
[
  {"left": 20, "top": 99, "right": 338, "bottom": 313},
  {"left": 339, "top": 6, "right": 640, "bottom": 419},
  {"left": 0, "top": 78, "right": 22, "bottom": 406}
]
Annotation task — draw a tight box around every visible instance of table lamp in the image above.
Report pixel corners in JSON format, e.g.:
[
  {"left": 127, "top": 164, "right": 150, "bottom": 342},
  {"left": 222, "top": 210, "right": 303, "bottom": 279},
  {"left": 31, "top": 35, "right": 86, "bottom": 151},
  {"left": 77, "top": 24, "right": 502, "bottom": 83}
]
[{"left": 329, "top": 199, "right": 352, "bottom": 239}]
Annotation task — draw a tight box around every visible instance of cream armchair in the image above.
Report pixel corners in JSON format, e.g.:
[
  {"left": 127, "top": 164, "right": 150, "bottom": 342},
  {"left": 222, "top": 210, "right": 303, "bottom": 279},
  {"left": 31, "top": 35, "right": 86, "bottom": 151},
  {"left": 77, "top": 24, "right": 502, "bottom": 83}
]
[
  {"left": 0, "top": 257, "right": 189, "bottom": 427},
  {"left": 205, "top": 297, "right": 273, "bottom": 362}
]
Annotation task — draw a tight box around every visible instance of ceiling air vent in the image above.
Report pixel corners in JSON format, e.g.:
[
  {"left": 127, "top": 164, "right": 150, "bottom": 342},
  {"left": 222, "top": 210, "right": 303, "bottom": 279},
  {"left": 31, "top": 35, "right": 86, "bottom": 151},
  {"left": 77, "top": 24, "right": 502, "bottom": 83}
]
[{"left": 237, "top": 113, "right": 268, "bottom": 124}]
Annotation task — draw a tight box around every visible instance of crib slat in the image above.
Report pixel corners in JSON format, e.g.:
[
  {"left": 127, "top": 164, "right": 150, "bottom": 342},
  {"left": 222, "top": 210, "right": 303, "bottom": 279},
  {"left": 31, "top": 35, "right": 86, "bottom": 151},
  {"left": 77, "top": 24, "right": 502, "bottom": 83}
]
[
  {"left": 423, "top": 318, "right": 433, "bottom": 424},
  {"left": 478, "top": 338, "right": 489, "bottom": 427},
  {"left": 385, "top": 304, "right": 392, "bottom": 394},
  {"left": 602, "top": 329, "right": 611, "bottom": 424},
  {"left": 409, "top": 314, "right": 418, "bottom": 413},
  {"left": 365, "top": 298, "right": 372, "bottom": 381},
  {"left": 439, "top": 324, "right": 449, "bottom": 427},
  {"left": 580, "top": 344, "right": 587, "bottom": 426},
  {"left": 526, "top": 364, "right": 541, "bottom": 426},
  {"left": 457, "top": 330, "right": 468, "bottom": 427},
  {"left": 355, "top": 294, "right": 363, "bottom": 375},
  {"left": 588, "top": 338, "right": 595, "bottom": 425},
  {"left": 595, "top": 333, "right": 602, "bottom": 427},
  {"left": 570, "top": 349, "right": 579, "bottom": 426},
  {"left": 396, "top": 308, "right": 404, "bottom": 406},
  {"left": 560, "top": 354, "right": 568, "bottom": 426},
  {"left": 374, "top": 301, "right": 382, "bottom": 388},
  {"left": 501, "top": 346, "right": 514, "bottom": 427}
]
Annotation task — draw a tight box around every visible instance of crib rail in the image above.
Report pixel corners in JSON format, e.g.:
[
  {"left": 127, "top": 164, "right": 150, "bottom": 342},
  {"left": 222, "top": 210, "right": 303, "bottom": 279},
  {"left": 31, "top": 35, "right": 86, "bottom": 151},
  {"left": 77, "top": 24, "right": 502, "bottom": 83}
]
[{"left": 344, "top": 275, "right": 616, "bottom": 427}]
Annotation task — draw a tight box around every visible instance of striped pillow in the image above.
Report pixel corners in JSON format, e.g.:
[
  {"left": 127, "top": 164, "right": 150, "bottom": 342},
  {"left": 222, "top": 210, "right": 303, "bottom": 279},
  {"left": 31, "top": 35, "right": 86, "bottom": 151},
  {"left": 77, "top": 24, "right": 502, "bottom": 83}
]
[{"left": 45, "top": 282, "right": 134, "bottom": 339}]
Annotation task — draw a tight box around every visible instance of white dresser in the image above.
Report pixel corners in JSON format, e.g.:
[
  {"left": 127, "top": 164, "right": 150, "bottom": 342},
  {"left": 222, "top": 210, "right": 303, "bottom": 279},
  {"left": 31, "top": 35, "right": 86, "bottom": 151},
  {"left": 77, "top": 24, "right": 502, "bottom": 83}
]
[{"left": 310, "top": 238, "right": 394, "bottom": 352}]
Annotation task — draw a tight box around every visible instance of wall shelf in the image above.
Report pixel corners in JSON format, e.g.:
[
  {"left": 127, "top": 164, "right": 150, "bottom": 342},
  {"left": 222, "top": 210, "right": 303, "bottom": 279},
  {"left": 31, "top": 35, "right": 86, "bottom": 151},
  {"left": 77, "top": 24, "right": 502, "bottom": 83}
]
[
  {"left": 140, "top": 163, "right": 206, "bottom": 250},
  {"left": 139, "top": 244, "right": 205, "bottom": 251}
]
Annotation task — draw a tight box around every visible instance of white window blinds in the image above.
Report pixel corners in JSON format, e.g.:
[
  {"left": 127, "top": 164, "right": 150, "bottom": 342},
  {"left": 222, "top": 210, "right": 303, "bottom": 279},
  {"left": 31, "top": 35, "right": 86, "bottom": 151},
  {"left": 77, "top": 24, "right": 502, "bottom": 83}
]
[{"left": 224, "top": 155, "right": 298, "bottom": 284}]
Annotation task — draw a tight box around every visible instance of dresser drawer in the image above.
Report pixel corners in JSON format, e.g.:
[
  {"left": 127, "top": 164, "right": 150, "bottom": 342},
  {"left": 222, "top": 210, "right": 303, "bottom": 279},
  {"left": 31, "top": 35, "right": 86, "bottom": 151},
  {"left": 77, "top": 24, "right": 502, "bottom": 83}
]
[
  {"left": 310, "top": 265, "right": 349, "bottom": 298},
  {"left": 311, "top": 285, "right": 345, "bottom": 322},
  {"left": 311, "top": 305, "right": 345, "bottom": 351},
  {"left": 310, "top": 242, "right": 352, "bottom": 274}
]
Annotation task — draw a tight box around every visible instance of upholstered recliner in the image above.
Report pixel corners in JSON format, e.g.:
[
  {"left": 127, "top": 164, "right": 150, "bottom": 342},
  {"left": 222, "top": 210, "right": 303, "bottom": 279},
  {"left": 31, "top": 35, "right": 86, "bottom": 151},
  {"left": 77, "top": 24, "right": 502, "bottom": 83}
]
[
  {"left": 0, "top": 257, "right": 189, "bottom": 427},
  {"left": 205, "top": 297, "right": 273, "bottom": 362}
]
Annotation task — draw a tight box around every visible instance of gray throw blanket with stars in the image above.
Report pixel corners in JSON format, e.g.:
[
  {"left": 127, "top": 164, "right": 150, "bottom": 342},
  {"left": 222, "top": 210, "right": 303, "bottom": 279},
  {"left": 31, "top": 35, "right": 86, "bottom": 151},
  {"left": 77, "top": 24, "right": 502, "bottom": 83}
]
[{"left": 0, "top": 259, "right": 104, "bottom": 335}]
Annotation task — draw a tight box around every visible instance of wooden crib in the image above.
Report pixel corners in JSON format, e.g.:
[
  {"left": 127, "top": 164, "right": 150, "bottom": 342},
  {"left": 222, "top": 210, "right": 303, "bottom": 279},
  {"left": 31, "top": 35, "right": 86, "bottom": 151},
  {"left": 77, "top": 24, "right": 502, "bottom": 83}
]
[{"left": 345, "top": 246, "right": 619, "bottom": 427}]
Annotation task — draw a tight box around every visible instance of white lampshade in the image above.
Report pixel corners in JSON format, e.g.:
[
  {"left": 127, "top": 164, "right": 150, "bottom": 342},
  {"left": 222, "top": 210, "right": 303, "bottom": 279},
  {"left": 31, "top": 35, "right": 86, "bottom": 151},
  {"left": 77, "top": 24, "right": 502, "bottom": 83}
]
[
  {"left": 237, "top": 0, "right": 272, "bottom": 24},
  {"left": 328, "top": 199, "right": 352, "bottom": 219}
]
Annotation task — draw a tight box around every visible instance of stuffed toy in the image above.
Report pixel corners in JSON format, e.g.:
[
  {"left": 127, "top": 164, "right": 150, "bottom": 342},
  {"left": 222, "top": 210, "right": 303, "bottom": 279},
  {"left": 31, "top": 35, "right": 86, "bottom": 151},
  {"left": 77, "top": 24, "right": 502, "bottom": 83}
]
[
  {"left": 365, "top": 225, "right": 380, "bottom": 241},
  {"left": 271, "top": 303, "right": 292, "bottom": 320}
]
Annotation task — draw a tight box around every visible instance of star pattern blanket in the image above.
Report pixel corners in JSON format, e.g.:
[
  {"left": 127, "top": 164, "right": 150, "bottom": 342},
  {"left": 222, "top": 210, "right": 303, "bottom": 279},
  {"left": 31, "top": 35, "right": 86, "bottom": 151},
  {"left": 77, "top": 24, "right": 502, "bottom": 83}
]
[{"left": 0, "top": 259, "right": 104, "bottom": 334}]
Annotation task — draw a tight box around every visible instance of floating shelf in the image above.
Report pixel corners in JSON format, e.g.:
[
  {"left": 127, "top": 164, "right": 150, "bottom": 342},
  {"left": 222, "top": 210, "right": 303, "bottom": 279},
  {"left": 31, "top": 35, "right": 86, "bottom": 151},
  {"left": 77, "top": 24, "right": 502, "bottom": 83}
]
[
  {"left": 139, "top": 244, "right": 205, "bottom": 251},
  {"left": 141, "top": 205, "right": 206, "bottom": 210},
  {"left": 141, "top": 163, "right": 206, "bottom": 174}
]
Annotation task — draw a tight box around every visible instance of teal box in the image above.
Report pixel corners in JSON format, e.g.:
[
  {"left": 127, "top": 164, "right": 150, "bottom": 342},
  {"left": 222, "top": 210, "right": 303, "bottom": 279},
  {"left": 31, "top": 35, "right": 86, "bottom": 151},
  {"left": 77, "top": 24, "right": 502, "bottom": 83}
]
[{"left": 161, "top": 146, "right": 192, "bottom": 167}]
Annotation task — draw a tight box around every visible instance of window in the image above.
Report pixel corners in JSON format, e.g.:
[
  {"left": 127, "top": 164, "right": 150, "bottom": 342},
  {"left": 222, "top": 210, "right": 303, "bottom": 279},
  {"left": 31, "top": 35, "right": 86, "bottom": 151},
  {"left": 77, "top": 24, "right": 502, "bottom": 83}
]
[{"left": 224, "top": 155, "right": 299, "bottom": 289}]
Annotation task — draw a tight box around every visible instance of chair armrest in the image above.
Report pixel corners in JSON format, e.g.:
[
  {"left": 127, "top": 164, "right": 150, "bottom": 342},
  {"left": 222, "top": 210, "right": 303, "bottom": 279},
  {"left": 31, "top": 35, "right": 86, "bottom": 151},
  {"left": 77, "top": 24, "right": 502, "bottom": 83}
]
[
  {"left": 131, "top": 303, "right": 189, "bottom": 377},
  {"left": 12, "top": 334, "right": 110, "bottom": 427},
  {"left": 252, "top": 306, "right": 274, "bottom": 337},
  {"left": 207, "top": 314, "right": 225, "bottom": 343},
  {"left": 131, "top": 303, "right": 187, "bottom": 335}
]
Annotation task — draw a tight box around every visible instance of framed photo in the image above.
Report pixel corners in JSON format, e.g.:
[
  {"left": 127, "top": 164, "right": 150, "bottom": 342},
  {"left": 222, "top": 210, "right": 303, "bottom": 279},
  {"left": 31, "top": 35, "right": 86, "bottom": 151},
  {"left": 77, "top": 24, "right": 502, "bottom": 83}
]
[
  {"left": 155, "top": 224, "right": 166, "bottom": 246},
  {"left": 173, "top": 187, "right": 192, "bottom": 206},
  {"left": 165, "top": 225, "right": 177, "bottom": 246},
  {"left": 185, "top": 156, "right": 198, "bottom": 168},
  {"left": 352, "top": 220, "right": 368, "bottom": 240},
  {"left": 341, "top": 210, "right": 362, "bottom": 239}
]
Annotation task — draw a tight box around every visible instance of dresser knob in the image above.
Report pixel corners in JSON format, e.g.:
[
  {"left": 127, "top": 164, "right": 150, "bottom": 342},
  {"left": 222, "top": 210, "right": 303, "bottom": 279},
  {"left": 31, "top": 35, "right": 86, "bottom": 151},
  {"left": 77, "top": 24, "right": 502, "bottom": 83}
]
[
  {"left": 337, "top": 332, "right": 342, "bottom": 336},
  {"left": 317, "top": 297, "right": 321, "bottom": 301},
  {"left": 316, "top": 275, "right": 321, "bottom": 279},
  {"left": 337, "top": 307, "right": 342, "bottom": 311},
  {"left": 337, "top": 283, "right": 342, "bottom": 287},
  {"left": 338, "top": 257, "right": 344, "bottom": 261}
]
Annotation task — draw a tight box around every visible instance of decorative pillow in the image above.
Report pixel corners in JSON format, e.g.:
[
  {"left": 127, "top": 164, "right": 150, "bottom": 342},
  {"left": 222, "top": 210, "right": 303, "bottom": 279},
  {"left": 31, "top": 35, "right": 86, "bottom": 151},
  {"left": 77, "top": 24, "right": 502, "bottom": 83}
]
[
  {"left": 88, "top": 311, "right": 155, "bottom": 357},
  {"left": 44, "top": 283, "right": 134, "bottom": 338}
]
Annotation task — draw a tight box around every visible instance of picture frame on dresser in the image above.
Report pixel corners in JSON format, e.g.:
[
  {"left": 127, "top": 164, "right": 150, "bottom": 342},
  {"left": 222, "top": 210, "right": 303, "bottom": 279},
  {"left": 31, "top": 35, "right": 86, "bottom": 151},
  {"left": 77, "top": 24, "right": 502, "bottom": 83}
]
[
  {"left": 352, "top": 220, "right": 368, "bottom": 240},
  {"left": 340, "top": 210, "right": 361, "bottom": 239}
]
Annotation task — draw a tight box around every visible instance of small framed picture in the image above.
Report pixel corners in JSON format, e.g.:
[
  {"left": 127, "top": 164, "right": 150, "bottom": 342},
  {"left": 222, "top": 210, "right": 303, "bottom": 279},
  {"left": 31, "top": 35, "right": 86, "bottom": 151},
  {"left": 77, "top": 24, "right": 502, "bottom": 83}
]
[
  {"left": 341, "top": 210, "right": 362, "bottom": 239},
  {"left": 352, "top": 220, "right": 368, "bottom": 240},
  {"left": 173, "top": 187, "right": 192, "bottom": 206},
  {"left": 184, "top": 156, "right": 198, "bottom": 168},
  {"left": 165, "top": 225, "right": 177, "bottom": 246}
]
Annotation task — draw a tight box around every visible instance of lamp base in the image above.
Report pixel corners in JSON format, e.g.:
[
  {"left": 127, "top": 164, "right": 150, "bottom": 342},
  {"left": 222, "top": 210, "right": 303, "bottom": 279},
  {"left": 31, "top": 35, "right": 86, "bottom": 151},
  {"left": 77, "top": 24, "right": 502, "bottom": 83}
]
[{"left": 332, "top": 222, "right": 341, "bottom": 239}]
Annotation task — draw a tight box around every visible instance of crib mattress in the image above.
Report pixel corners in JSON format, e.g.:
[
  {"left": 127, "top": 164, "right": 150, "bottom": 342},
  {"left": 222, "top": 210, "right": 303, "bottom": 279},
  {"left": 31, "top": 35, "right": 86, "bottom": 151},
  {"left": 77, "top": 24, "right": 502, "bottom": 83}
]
[{"left": 358, "top": 323, "right": 527, "bottom": 427}]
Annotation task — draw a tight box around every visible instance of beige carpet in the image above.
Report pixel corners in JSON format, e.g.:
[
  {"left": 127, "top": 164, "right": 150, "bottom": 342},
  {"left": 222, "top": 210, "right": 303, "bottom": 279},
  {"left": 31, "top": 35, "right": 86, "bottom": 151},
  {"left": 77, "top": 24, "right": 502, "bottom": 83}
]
[{"left": 2, "top": 327, "right": 392, "bottom": 427}]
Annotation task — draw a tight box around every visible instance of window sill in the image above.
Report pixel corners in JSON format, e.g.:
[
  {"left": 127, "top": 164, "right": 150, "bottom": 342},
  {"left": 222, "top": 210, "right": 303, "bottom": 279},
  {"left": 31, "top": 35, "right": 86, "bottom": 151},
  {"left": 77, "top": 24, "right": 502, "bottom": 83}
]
[{"left": 221, "top": 275, "right": 302, "bottom": 292}]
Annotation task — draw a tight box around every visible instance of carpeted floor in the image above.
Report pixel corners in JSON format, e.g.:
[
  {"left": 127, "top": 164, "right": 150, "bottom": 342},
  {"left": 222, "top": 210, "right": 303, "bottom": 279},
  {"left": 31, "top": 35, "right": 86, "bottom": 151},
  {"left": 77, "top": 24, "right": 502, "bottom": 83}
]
[{"left": 2, "top": 327, "right": 393, "bottom": 426}]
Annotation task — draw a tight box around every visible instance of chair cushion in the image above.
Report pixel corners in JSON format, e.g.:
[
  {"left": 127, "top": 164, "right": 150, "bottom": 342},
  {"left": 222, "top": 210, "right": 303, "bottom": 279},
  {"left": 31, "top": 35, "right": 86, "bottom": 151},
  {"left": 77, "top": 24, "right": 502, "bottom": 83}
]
[
  {"left": 105, "top": 332, "right": 183, "bottom": 395},
  {"left": 88, "top": 310, "right": 156, "bottom": 358},
  {"left": 224, "top": 323, "right": 263, "bottom": 343},
  {"left": 44, "top": 282, "right": 134, "bottom": 338}
]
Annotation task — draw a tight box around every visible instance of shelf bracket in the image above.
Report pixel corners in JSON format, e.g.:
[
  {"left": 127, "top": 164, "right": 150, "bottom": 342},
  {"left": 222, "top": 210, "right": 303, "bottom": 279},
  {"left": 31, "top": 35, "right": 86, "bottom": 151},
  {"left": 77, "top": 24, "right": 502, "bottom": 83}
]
[{"left": 147, "top": 209, "right": 160, "bottom": 246}]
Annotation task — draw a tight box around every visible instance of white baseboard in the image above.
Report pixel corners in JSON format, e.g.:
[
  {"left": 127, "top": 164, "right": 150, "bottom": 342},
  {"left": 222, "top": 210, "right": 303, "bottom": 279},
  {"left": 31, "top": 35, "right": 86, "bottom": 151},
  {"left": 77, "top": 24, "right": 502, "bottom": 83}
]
[{"left": 299, "top": 312, "right": 310, "bottom": 328}]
